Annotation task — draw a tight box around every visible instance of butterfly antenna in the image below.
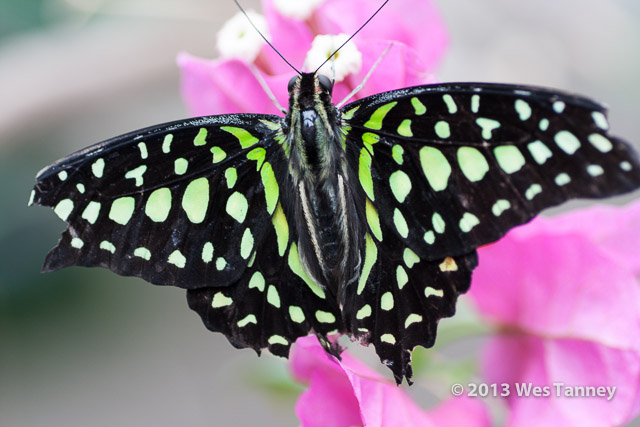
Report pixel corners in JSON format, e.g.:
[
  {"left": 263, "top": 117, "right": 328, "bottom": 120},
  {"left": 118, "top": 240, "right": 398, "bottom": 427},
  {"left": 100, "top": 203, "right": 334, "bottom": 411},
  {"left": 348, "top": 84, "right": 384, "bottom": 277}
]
[
  {"left": 314, "top": 0, "right": 390, "bottom": 74},
  {"left": 233, "top": 0, "right": 301, "bottom": 75}
]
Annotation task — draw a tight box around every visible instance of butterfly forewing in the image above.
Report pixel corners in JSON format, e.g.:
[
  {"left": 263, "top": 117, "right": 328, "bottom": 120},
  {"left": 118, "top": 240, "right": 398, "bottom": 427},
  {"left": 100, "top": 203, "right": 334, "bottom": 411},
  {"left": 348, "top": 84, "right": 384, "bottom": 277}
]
[
  {"left": 343, "top": 83, "right": 640, "bottom": 261},
  {"left": 32, "top": 114, "right": 284, "bottom": 289}
]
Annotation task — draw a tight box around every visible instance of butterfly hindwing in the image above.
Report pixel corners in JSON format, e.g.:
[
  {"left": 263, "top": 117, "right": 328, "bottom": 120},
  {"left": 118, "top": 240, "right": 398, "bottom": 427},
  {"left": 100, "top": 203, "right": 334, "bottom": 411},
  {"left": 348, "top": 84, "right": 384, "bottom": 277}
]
[
  {"left": 343, "top": 83, "right": 640, "bottom": 261},
  {"left": 31, "top": 114, "right": 284, "bottom": 289}
]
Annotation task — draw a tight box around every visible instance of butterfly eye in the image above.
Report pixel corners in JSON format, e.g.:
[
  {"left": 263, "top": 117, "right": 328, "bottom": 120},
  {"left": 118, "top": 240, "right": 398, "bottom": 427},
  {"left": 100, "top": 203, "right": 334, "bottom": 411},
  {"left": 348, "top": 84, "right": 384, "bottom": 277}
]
[
  {"left": 288, "top": 76, "right": 298, "bottom": 93},
  {"left": 317, "top": 75, "right": 333, "bottom": 94}
]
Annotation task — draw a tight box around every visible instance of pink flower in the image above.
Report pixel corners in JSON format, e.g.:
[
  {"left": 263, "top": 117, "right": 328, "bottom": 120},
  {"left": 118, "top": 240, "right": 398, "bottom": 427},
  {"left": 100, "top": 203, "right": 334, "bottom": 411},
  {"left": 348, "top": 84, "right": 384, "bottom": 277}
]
[
  {"left": 470, "top": 201, "right": 640, "bottom": 426},
  {"left": 178, "top": 0, "right": 447, "bottom": 116},
  {"left": 290, "top": 335, "right": 490, "bottom": 427}
]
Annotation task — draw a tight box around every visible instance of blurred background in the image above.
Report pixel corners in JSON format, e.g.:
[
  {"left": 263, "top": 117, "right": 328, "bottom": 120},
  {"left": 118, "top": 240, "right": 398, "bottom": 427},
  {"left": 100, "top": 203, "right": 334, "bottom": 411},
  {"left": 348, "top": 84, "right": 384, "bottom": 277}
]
[{"left": 1, "top": 0, "right": 639, "bottom": 425}]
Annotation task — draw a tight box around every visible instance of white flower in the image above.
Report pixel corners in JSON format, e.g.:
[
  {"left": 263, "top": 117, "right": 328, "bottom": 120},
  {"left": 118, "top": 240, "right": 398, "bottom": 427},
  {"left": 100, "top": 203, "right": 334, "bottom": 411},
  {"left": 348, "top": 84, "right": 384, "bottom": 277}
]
[
  {"left": 216, "top": 10, "right": 269, "bottom": 63},
  {"left": 304, "top": 34, "right": 362, "bottom": 82},
  {"left": 273, "top": 0, "right": 325, "bottom": 20}
]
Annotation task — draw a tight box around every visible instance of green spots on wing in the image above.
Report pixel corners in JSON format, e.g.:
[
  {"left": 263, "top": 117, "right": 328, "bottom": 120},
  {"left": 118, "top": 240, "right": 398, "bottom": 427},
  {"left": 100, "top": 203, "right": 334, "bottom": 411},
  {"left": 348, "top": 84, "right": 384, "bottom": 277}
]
[
  {"left": 553, "top": 101, "right": 566, "bottom": 113},
  {"left": 145, "top": 187, "right": 172, "bottom": 222},
  {"left": 162, "top": 134, "right": 173, "bottom": 153},
  {"left": 439, "top": 257, "right": 458, "bottom": 272},
  {"left": 226, "top": 191, "right": 248, "bottom": 223},
  {"left": 194, "top": 128, "right": 208, "bottom": 146},
  {"left": 389, "top": 170, "right": 411, "bottom": 203},
  {"left": 621, "top": 161, "right": 633, "bottom": 171},
  {"left": 268, "top": 335, "right": 288, "bottom": 346},
  {"left": 403, "top": 248, "right": 419, "bottom": 268},
  {"left": 555, "top": 173, "right": 571, "bottom": 186},
  {"left": 391, "top": 145, "right": 404, "bottom": 165},
  {"left": 380, "top": 292, "right": 394, "bottom": 311},
  {"left": 359, "top": 147, "right": 375, "bottom": 201},
  {"left": 288, "top": 243, "right": 325, "bottom": 299},
  {"left": 393, "top": 208, "right": 409, "bottom": 238},
  {"left": 419, "top": 146, "right": 451, "bottom": 191},
  {"left": 458, "top": 147, "right": 489, "bottom": 182},
  {"left": 267, "top": 285, "right": 281, "bottom": 308},
  {"left": 459, "top": 212, "right": 480, "bottom": 232},
  {"left": 365, "top": 199, "right": 382, "bottom": 241},
  {"left": 125, "top": 165, "right": 147, "bottom": 187},
  {"left": 211, "top": 292, "right": 232, "bottom": 308},
  {"left": 100, "top": 241, "right": 116, "bottom": 254},
  {"left": 555, "top": 130, "right": 580, "bottom": 155},
  {"left": 342, "top": 106, "right": 359, "bottom": 120},
  {"left": 525, "top": 183, "right": 542, "bottom": 200},
  {"left": 588, "top": 134, "right": 613, "bottom": 153},
  {"left": 443, "top": 94, "right": 457, "bottom": 114},
  {"left": 515, "top": 99, "right": 531, "bottom": 121},
  {"left": 211, "top": 146, "right": 227, "bottom": 163},
  {"left": 237, "top": 315, "right": 257, "bottom": 327},
  {"left": 174, "top": 158, "right": 188, "bottom": 175},
  {"left": 71, "top": 238, "right": 84, "bottom": 249},
  {"left": 494, "top": 145, "right": 526, "bottom": 174},
  {"left": 357, "top": 234, "right": 377, "bottom": 295},
  {"left": 109, "top": 197, "right": 135, "bottom": 225},
  {"left": 81, "top": 201, "right": 101, "bottom": 224},
  {"left": 58, "top": 171, "right": 68, "bottom": 181},
  {"left": 289, "top": 306, "right": 305, "bottom": 323},
  {"left": 397, "top": 119, "right": 413, "bottom": 137},
  {"left": 405, "top": 314, "right": 423, "bottom": 328},
  {"left": 587, "top": 164, "right": 604, "bottom": 177},
  {"left": 168, "top": 250, "right": 186, "bottom": 268},
  {"left": 396, "top": 266, "right": 408, "bottom": 289},
  {"left": 539, "top": 118, "right": 550, "bottom": 131},
  {"left": 134, "top": 247, "right": 151, "bottom": 260},
  {"left": 225, "top": 168, "right": 237, "bottom": 189},
  {"left": 240, "top": 229, "right": 254, "bottom": 259},
  {"left": 76, "top": 183, "right": 85, "bottom": 194},
  {"left": 249, "top": 271, "right": 266, "bottom": 292},
  {"left": 363, "top": 101, "right": 397, "bottom": 130},
  {"left": 315, "top": 310, "right": 336, "bottom": 323},
  {"left": 592, "top": 111, "right": 609, "bottom": 130},
  {"left": 432, "top": 212, "right": 445, "bottom": 234},
  {"left": 362, "top": 132, "right": 380, "bottom": 146},
  {"left": 425, "top": 287, "right": 444, "bottom": 298},
  {"left": 471, "top": 94, "right": 480, "bottom": 113},
  {"left": 202, "top": 242, "right": 214, "bottom": 263},
  {"left": 137, "top": 142, "right": 148, "bottom": 159},
  {"left": 221, "top": 126, "right": 259, "bottom": 149},
  {"left": 492, "top": 199, "right": 511, "bottom": 217},
  {"left": 182, "top": 177, "right": 209, "bottom": 224},
  {"left": 434, "top": 121, "right": 451, "bottom": 139},
  {"left": 475, "top": 117, "right": 500, "bottom": 140},
  {"left": 411, "top": 97, "right": 426, "bottom": 115},
  {"left": 380, "top": 334, "right": 396, "bottom": 345},
  {"left": 528, "top": 141, "right": 553, "bottom": 165},
  {"left": 247, "top": 148, "right": 267, "bottom": 171},
  {"left": 92, "top": 158, "right": 105, "bottom": 178},
  {"left": 216, "top": 257, "right": 227, "bottom": 271},
  {"left": 424, "top": 231, "right": 435, "bottom": 244},
  {"left": 356, "top": 304, "right": 372, "bottom": 320},
  {"left": 261, "top": 161, "right": 279, "bottom": 215},
  {"left": 272, "top": 203, "right": 289, "bottom": 257}
]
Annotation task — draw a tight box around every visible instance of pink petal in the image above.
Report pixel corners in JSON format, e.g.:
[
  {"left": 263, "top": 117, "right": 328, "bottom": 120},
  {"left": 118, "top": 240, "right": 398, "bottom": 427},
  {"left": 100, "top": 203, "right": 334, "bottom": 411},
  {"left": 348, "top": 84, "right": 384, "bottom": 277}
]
[
  {"left": 177, "top": 52, "right": 287, "bottom": 116},
  {"left": 290, "top": 336, "right": 490, "bottom": 427},
  {"left": 315, "top": 0, "right": 448, "bottom": 70},
  {"left": 343, "top": 40, "right": 435, "bottom": 102},
  {"left": 483, "top": 335, "right": 640, "bottom": 426},
  {"left": 470, "top": 215, "right": 640, "bottom": 350},
  {"left": 260, "top": 0, "right": 314, "bottom": 75}
]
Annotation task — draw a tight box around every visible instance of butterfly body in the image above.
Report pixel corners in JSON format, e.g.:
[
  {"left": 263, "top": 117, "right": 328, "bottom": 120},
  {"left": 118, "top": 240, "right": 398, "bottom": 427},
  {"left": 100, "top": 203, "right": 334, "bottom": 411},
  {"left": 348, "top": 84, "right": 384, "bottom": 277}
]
[{"left": 32, "top": 76, "right": 640, "bottom": 384}]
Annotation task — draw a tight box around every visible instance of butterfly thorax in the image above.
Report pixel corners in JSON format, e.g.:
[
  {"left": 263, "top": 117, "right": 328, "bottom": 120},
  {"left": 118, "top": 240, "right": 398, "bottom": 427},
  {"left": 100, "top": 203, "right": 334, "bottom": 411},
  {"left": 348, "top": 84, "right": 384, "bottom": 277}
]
[{"left": 284, "top": 73, "right": 365, "bottom": 302}]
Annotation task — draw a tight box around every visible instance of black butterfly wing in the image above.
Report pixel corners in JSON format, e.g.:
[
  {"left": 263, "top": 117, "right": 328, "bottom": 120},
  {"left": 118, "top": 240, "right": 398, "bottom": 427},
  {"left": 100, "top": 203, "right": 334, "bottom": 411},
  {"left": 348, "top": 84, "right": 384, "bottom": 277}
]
[
  {"left": 33, "top": 113, "right": 345, "bottom": 358},
  {"left": 32, "top": 114, "right": 286, "bottom": 289},
  {"left": 341, "top": 82, "right": 640, "bottom": 382}
]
